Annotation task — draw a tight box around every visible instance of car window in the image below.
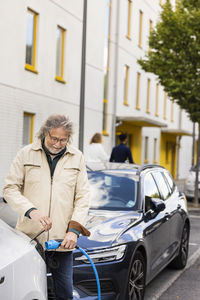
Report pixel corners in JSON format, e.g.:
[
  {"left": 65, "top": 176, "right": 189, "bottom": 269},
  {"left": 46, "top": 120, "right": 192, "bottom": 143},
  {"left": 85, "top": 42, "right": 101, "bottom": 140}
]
[
  {"left": 88, "top": 171, "right": 138, "bottom": 210},
  {"left": 163, "top": 171, "right": 175, "bottom": 193},
  {"left": 144, "top": 173, "right": 160, "bottom": 199},
  {"left": 143, "top": 173, "right": 160, "bottom": 212},
  {"left": 152, "top": 172, "right": 170, "bottom": 200}
]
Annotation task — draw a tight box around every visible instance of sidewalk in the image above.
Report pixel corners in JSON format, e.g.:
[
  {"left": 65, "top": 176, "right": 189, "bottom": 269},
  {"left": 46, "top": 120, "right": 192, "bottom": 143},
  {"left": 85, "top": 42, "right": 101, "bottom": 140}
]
[{"left": 159, "top": 256, "right": 200, "bottom": 300}]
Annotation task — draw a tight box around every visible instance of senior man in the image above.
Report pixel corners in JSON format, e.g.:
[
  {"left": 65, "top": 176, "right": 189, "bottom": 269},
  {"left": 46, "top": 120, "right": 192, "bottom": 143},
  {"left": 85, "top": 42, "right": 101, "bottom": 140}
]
[{"left": 3, "top": 114, "right": 90, "bottom": 300}]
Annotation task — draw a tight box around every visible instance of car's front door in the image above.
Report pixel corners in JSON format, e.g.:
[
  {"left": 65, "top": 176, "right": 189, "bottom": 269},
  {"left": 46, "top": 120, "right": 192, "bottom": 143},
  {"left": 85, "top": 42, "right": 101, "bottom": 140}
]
[{"left": 143, "top": 172, "right": 170, "bottom": 280}]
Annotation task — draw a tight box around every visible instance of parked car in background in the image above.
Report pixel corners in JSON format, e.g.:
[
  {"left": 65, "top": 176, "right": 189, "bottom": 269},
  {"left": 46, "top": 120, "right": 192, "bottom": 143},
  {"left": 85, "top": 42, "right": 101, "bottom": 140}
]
[
  {"left": 184, "top": 165, "right": 200, "bottom": 200},
  {"left": 73, "top": 162, "right": 190, "bottom": 300},
  {"left": 0, "top": 218, "right": 47, "bottom": 300}
]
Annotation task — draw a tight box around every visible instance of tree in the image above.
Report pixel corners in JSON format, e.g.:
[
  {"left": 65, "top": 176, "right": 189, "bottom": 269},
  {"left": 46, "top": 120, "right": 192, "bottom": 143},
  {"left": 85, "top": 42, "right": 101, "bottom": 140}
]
[{"left": 138, "top": 0, "right": 200, "bottom": 206}]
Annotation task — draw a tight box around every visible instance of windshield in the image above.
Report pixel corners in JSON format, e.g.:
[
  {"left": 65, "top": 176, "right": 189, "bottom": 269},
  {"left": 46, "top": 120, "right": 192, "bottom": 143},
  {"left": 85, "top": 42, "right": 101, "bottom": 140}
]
[{"left": 88, "top": 171, "right": 138, "bottom": 210}]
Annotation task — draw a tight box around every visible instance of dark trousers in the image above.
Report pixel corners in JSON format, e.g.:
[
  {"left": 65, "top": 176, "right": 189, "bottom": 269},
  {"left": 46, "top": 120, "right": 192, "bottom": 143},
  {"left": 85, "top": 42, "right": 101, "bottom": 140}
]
[{"left": 45, "top": 251, "right": 73, "bottom": 300}]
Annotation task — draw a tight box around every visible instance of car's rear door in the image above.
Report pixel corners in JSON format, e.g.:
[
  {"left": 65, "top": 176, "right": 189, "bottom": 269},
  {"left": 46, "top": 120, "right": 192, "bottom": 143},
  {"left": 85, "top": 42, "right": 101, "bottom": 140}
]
[{"left": 162, "top": 171, "right": 185, "bottom": 255}]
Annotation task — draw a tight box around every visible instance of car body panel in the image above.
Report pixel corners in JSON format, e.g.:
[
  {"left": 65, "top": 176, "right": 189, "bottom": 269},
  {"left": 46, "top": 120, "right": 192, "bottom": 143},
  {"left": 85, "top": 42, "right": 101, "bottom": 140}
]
[{"left": 0, "top": 219, "right": 47, "bottom": 300}]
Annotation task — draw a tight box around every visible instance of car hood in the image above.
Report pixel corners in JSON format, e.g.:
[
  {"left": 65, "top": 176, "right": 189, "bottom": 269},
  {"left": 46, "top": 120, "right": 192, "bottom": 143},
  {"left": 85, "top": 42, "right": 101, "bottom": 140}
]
[{"left": 78, "top": 209, "right": 140, "bottom": 249}]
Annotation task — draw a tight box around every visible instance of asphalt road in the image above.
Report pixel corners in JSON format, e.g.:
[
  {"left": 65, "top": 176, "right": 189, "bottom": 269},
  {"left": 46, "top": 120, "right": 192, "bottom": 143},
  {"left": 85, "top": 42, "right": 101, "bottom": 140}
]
[{"left": 144, "top": 207, "right": 200, "bottom": 300}]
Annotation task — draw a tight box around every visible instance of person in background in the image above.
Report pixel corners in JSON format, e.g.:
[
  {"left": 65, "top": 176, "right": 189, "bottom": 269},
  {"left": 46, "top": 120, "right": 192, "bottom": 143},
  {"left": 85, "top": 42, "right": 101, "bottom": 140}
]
[
  {"left": 86, "top": 132, "right": 109, "bottom": 162},
  {"left": 110, "top": 133, "right": 134, "bottom": 163},
  {"left": 3, "top": 114, "right": 90, "bottom": 300}
]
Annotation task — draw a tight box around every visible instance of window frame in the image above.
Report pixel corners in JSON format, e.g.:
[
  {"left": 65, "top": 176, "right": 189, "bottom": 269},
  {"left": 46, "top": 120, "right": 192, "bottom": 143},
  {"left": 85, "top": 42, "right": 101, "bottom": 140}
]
[
  {"left": 23, "top": 112, "right": 35, "bottom": 146},
  {"left": 123, "top": 65, "right": 129, "bottom": 106},
  {"left": 126, "top": 0, "right": 132, "bottom": 40},
  {"left": 55, "top": 25, "right": 66, "bottom": 84},
  {"left": 138, "top": 10, "right": 143, "bottom": 48},
  {"left": 25, "top": 8, "right": 38, "bottom": 74},
  {"left": 136, "top": 72, "right": 141, "bottom": 110},
  {"left": 146, "top": 78, "right": 151, "bottom": 113}
]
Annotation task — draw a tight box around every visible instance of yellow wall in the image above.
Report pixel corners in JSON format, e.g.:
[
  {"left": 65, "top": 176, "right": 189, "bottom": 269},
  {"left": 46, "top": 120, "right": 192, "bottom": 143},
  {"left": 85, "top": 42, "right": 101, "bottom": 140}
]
[
  {"left": 116, "top": 122, "right": 142, "bottom": 164},
  {"left": 160, "top": 133, "right": 177, "bottom": 178}
]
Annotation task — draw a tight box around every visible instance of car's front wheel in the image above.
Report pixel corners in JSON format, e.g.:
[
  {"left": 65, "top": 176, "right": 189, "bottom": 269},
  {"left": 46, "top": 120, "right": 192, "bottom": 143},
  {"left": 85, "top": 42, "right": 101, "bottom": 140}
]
[
  {"left": 170, "top": 222, "right": 189, "bottom": 269},
  {"left": 126, "top": 251, "right": 146, "bottom": 300}
]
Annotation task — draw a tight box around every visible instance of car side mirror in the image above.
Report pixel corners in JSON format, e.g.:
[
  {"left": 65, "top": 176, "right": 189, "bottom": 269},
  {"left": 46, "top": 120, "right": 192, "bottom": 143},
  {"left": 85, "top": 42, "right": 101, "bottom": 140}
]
[
  {"left": 144, "top": 196, "right": 165, "bottom": 221},
  {"left": 151, "top": 198, "right": 166, "bottom": 213}
]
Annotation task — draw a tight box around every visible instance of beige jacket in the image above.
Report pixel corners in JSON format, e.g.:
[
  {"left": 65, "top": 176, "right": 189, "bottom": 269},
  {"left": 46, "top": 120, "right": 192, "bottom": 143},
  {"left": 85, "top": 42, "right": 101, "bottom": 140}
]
[{"left": 3, "top": 139, "right": 90, "bottom": 248}]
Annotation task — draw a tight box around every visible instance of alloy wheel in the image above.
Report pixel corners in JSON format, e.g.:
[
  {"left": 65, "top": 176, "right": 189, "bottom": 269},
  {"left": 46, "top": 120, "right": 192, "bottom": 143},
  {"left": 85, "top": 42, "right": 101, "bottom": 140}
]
[{"left": 128, "top": 252, "right": 145, "bottom": 300}]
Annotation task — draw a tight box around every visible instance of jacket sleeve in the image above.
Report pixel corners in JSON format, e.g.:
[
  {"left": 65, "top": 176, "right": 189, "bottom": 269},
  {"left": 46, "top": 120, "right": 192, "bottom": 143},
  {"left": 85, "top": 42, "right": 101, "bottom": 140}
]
[
  {"left": 70, "top": 153, "right": 90, "bottom": 227},
  {"left": 3, "top": 149, "right": 36, "bottom": 216},
  {"left": 128, "top": 148, "right": 134, "bottom": 164}
]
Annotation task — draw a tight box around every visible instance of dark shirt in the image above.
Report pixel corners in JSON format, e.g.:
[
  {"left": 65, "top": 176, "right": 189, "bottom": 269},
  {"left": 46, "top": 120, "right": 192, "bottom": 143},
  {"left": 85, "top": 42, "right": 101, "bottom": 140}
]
[
  {"left": 42, "top": 142, "right": 66, "bottom": 177},
  {"left": 109, "top": 143, "right": 134, "bottom": 163}
]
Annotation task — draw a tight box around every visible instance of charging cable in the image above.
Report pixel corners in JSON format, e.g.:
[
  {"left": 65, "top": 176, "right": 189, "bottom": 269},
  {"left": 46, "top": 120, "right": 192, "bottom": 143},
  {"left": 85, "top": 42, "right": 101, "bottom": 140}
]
[{"left": 45, "top": 240, "right": 101, "bottom": 300}]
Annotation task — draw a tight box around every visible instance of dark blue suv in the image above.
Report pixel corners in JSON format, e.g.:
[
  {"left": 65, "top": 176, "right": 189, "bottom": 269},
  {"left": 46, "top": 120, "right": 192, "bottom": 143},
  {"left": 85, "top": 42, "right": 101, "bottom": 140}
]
[{"left": 73, "top": 163, "right": 190, "bottom": 300}]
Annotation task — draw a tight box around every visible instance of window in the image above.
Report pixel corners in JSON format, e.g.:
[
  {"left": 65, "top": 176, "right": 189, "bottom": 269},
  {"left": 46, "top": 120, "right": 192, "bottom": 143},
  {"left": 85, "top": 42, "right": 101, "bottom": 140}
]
[
  {"left": 25, "top": 9, "right": 38, "bottom": 73},
  {"left": 163, "top": 92, "right": 167, "bottom": 120},
  {"left": 153, "top": 138, "right": 157, "bottom": 163},
  {"left": 164, "top": 171, "right": 175, "bottom": 193},
  {"left": 138, "top": 10, "right": 143, "bottom": 48},
  {"left": 144, "top": 173, "right": 160, "bottom": 203},
  {"left": 155, "top": 83, "right": 159, "bottom": 116},
  {"left": 136, "top": 72, "right": 141, "bottom": 110},
  {"left": 152, "top": 172, "right": 170, "bottom": 200},
  {"left": 146, "top": 78, "right": 151, "bottom": 113},
  {"left": 23, "top": 112, "right": 34, "bottom": 146},
  {"left": 144, "top": 136, "right": 149, "bottom": 163},
  {"left": 126, "top": 0, "right": 132, "bottom": 39},
  {"left": 123, "top": 65, "right": 129, "bottom": 105},
  {"left": 88, "top": 172, "right": 137, "bottom": 210},
  {"left": 103, "top": 0, "right": 112, "bottom": 135},
  {"left": 55, "top": 26, "right": 66, "bottom": 83}
]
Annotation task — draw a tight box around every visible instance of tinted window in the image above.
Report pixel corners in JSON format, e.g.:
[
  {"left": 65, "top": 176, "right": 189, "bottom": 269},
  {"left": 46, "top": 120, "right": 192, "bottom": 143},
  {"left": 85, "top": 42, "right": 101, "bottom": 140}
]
[
  {"left": 152, "top": 172, "right": 170, "bottom": 200},
  {"left": 144, "top": 173, "right": 160, "bottom": 199},
  {"left": 88, "top": 171, "right": 138, "bottom": 210},
  {"left": 164, "top": 171, "right": 175, "bottom": 193}
]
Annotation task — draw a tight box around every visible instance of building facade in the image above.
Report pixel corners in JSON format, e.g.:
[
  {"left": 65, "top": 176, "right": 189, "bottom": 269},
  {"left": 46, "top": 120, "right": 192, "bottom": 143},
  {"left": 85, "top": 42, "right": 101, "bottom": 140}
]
[{"left": 0, "top": 0, "right": 194, "bottom": 193}]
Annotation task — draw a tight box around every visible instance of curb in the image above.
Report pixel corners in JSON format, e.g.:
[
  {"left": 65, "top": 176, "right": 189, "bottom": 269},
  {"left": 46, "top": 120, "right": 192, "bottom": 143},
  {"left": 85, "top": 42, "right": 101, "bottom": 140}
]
[{"left": 150, "top": 247, "right": 200, "bottom": 300}]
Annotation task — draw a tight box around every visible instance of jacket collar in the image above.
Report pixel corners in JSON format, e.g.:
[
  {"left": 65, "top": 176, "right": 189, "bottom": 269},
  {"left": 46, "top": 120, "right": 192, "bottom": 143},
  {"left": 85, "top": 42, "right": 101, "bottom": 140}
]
[{"left": 31, "top": 139, "right": 76, "bottom": 155}]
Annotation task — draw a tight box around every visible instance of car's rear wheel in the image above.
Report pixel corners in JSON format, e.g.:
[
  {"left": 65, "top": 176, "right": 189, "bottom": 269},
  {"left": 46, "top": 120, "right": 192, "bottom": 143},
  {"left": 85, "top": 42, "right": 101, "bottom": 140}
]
[
  {"left": 126, "top": 251, "right": 146, "bottom": 300},
  {"left": 170, "top": 222, "right": 189, "bottom": 269}
]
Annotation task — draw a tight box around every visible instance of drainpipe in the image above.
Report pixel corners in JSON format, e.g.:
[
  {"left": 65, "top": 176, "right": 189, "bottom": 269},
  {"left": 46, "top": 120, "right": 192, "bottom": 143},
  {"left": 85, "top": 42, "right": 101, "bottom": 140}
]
[
  {"left": 112, "top": 0, "right": 120, "bottom": 148},
  {"left": 79, "top": 0, "right": 87, "bottom": 152}
]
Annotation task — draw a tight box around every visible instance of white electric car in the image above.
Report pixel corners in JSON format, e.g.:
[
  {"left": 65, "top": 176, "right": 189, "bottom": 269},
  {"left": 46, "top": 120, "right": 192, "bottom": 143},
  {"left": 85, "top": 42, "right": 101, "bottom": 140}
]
[{"left": 0, "top": 198, "right": 47, "bottom": 300}]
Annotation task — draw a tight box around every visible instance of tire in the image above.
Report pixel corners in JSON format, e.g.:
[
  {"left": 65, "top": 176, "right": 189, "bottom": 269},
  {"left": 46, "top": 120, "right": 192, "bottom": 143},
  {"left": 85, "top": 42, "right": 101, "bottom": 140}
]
[
  {"left": 170, "top": 223, "right": 189, "bottom": 269},
  {"left": 126, "top": 251, "right": 146, "bottom": 300}
]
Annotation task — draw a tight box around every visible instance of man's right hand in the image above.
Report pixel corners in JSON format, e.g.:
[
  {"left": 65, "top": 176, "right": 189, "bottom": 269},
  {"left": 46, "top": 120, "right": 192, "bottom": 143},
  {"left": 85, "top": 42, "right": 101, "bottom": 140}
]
[{"left": 29, "top": 209, "right": 52, "bottom": 232}]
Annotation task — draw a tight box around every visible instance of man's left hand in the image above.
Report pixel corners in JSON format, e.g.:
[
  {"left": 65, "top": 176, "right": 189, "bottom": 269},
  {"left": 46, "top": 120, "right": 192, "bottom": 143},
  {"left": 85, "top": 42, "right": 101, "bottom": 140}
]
[{"left": 61, "top": 232, "right": 77, "bottom": 249}]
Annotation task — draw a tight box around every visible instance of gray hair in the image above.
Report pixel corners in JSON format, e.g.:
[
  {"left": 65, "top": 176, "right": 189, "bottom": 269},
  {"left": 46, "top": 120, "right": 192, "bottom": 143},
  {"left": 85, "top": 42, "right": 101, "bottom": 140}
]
[{"left": 37, "top": 114, "right": 74, "bottom": 143}]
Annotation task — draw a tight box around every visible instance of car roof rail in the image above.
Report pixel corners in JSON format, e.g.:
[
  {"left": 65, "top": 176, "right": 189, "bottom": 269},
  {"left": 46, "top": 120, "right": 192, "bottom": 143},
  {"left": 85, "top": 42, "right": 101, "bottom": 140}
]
[{"left": 136, "top": 164, "right": 165, "bottom": 175}]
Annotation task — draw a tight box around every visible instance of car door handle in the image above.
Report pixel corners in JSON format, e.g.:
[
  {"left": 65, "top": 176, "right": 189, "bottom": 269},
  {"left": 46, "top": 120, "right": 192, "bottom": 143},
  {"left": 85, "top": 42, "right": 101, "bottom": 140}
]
[{"left": 0, "top": 276, "right": 5, "bottom": 284}]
